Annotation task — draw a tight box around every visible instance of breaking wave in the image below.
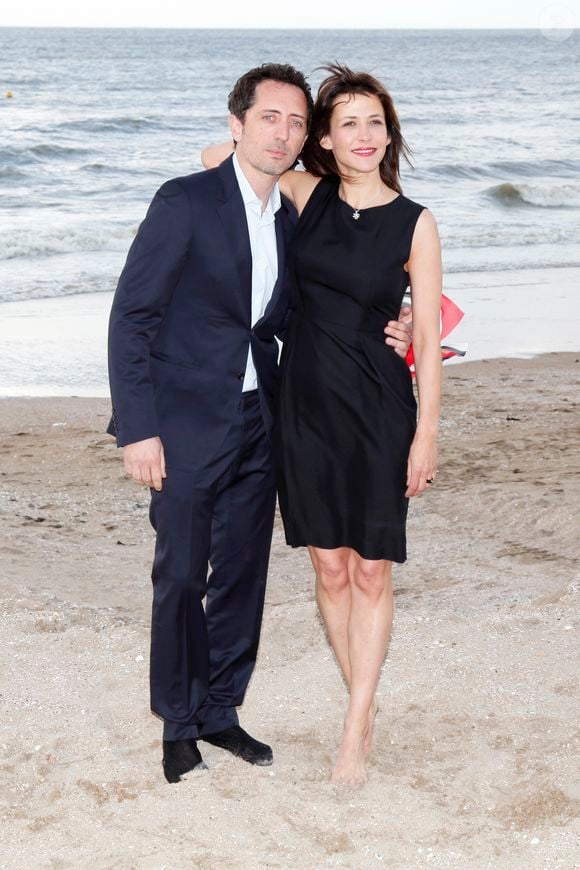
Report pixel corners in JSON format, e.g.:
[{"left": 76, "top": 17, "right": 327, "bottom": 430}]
[{"left": 485, "top": 181, "right": 580, "bottom": 208}]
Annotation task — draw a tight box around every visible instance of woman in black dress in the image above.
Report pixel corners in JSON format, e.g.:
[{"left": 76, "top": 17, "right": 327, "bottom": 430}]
[{"left": 274, "top": 66, "right": 442, "bottom": 785}]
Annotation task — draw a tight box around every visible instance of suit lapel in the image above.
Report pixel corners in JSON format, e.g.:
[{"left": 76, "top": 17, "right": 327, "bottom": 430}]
[
  {"left": 257, "top": 198, "right": 295, "bottom": 325},
  {"left": 216, "top": 156, "right": 252, "bottom": 323},
  {"left": 216, "top": 158, "right": 297, "bottom": 327}
]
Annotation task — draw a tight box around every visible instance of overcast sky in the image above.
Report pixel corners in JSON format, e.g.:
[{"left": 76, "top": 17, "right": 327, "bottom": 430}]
[{"left": 1, "top": 0, "right": 577, "bottom": 30}]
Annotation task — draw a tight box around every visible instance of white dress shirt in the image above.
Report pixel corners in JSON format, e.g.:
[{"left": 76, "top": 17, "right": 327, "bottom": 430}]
[{"left": 232, "top": 152, "right": 281, "bottom": 392}]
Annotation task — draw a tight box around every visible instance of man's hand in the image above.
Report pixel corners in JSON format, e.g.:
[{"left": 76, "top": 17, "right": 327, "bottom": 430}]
[
  {"left": 123, "top": 437, "right": 166, "bottom": 492},
  {"left": 384, "top": 306, "right": 412, "bottom": 358}
]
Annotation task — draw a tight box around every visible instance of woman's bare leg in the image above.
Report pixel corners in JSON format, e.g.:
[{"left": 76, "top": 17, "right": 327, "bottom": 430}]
[
  {"left": 309, "top": 546, "right": 393, "bottom": 784},
  {"left": 308, "top": 548, "right": 379, "bottom": 737},
  {"left": 308, "top": 546, "right": 351, "bottom": 685},
  {"left": 331, "top": 553, "right": 393, "bottom": 785}
]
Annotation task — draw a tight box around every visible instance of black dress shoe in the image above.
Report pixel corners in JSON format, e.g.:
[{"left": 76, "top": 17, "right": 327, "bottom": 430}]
[
  {"left": 201, "top": 725, "right": 273, "bottom": 766},
  {"left": 162, "top": 739, "right": 207, "bottom": 783}
]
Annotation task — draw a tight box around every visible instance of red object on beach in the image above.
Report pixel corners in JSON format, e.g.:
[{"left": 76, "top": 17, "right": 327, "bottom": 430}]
[{"left": 405, "top": 293, "right": 465, "bottom": 376}]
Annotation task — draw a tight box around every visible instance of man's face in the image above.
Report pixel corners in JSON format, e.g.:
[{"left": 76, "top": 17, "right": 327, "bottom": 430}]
[{"left": 229, "top": 80, "right": 308, "bottom": 178}]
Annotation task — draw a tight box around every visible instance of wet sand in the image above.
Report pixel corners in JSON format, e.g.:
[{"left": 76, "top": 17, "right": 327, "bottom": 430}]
[{"left": 1, "top": 352, "right": 579, "bottom": 868}]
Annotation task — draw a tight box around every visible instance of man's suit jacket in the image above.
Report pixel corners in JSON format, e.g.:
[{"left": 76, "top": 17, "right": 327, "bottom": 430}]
[{"left": 107, "top": 155, "right": 297, "bottom": 470}]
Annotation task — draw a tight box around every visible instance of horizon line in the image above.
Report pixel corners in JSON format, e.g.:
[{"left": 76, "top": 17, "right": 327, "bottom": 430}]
[{"left": 0, "top": 25, "right": 574, "bottom": 31}]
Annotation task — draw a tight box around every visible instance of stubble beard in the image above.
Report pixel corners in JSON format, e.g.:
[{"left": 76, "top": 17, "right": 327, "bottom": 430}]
[{"left": 250, "top": 149, "right": 297, "bottom": 179}]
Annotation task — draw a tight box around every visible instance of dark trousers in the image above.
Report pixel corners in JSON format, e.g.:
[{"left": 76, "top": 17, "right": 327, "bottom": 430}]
[{"left": 148, "top": 392, "right": 276, "bottom": 740}]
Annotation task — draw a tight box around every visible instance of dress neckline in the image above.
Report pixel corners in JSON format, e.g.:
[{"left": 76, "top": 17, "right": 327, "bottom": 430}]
[{"left": 336, "top": 186, "right": 402, "bottom": 218}]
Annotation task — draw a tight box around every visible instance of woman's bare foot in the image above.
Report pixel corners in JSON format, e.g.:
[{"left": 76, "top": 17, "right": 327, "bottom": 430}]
[
  {"left": 330, "top": 720, "right": 368, "bottom": 785},
  {"left": 364, "top": 696, "right": 379, "bottom": 755}
]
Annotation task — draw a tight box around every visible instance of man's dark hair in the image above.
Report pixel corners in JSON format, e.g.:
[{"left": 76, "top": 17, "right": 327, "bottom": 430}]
[{"left": 228, "top": 63, "right": 313, "bottom": 127}]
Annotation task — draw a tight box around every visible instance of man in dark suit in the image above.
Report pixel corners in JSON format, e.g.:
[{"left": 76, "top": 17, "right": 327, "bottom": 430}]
[{"left": 108, "top": 64, "right": 411, "bottom": 783}]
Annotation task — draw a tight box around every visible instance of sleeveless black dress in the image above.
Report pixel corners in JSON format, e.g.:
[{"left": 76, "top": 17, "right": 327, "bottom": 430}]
[{"left": 274, "top": 176, "right": 426, "bottom": 562}]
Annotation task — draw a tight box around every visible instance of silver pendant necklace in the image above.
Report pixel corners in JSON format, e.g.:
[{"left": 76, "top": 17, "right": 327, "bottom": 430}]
[{"left": 339, "top": 183, "right": 387, "bottom": 220}]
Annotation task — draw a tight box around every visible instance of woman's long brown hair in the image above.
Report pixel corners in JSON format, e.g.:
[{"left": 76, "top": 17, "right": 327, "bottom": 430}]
[{"left": 302, "top": 63, "right": 412, "bottom": 194}]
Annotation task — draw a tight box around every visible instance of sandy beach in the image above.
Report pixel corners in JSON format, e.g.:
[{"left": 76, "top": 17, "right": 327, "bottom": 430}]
[{"left": 1, "top": 352, "right": 579, "bottom": 868}]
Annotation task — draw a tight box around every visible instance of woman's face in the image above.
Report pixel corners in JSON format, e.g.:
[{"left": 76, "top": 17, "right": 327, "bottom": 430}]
[{"left": 320, "top": 92, "right": 390, "bottom": 176}]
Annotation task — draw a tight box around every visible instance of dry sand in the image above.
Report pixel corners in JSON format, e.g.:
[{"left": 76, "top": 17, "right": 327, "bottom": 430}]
[{"left": 1, "top": 353, "right": 579, "bottom": 869}]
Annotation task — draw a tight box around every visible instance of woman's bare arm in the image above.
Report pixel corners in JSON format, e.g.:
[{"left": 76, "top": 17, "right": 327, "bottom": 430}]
[
  {"left": 405, "top": 209, "right": 443, "bottom": 497},
  {"left": 201, "top": 142, "right": 234, "bottom": 169},
  {"left": 278, "top": 169, "right": 321, "bottom": 213}
]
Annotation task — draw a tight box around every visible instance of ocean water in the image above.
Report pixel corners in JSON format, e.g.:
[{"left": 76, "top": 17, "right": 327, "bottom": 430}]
[{"left": 1, "top": 28, "right": 579, "bottom": 393}]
